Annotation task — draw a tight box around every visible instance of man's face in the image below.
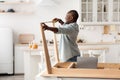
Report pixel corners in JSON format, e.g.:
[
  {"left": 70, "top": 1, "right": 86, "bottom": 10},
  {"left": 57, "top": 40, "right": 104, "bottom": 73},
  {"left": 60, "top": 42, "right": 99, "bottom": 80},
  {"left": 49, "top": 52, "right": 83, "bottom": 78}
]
[{"left": 65, "top": 13, "right": 73, "bottom": 23}]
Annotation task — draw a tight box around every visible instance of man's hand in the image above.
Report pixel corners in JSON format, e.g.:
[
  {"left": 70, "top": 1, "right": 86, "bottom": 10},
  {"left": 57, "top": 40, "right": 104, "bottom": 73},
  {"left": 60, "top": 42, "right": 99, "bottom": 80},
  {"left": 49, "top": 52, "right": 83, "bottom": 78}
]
[
  {"left": 52, "top": 18, "right": 60, "bottom": 22},
  {"left": 40, "top": 23, "right": 49, "bottom": 30},
  {"left": 52, "top": 18, "right": 64, "bottom": 25}
]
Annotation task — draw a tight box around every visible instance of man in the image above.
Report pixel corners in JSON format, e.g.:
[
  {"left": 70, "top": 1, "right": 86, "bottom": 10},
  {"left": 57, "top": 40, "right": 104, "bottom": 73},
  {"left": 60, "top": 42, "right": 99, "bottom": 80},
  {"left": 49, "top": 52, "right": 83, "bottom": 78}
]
[{"left": 41, "top": 10, "right": 80, "bottom": 62}]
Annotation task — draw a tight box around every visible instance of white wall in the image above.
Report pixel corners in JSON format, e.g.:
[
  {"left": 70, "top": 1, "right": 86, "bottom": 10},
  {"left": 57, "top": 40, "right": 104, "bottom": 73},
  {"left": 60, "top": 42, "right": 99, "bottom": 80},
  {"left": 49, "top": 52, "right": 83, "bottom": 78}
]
[
  {"left": 0, "top": 0, "right": 117, "bottom": 44},
  {"left": 78, "top": 26, "right": 103, "bottom": 43},
  {"left": 0, "top": 0, "right": 79, "bottom": 43}
]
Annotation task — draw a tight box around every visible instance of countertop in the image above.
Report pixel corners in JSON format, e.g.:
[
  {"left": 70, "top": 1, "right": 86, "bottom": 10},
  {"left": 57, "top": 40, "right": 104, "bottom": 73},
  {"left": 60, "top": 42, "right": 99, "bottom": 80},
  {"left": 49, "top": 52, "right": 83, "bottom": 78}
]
[
  {"left": 15, "top": 42, "right": 120, "bottom": 46},
  {"left": 78, "top": 42, "right": 120, "bottom": 45}
]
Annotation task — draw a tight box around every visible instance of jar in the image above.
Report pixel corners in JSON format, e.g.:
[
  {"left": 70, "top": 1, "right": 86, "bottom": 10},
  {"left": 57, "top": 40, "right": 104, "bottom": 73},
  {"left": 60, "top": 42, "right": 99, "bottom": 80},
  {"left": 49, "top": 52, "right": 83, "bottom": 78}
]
[{"left": 32, "top": 43, "right": 38, "bottom": 49}]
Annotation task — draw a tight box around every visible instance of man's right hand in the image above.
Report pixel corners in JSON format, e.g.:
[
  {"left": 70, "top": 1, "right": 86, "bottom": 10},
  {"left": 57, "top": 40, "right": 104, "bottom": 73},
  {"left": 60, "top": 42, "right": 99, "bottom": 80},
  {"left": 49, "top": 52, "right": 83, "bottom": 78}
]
[{"left": 40, "top": 23, "right": 49, "bottom": 30}]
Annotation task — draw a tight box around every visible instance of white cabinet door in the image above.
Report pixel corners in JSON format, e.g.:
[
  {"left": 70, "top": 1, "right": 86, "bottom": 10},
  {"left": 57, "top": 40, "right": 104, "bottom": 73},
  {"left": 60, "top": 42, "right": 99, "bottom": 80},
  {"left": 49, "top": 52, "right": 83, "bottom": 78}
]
[
  {"left": 24, "top": 50, "right": 42, "bottom": 80},
  {"left": 79, "top": 44, "right": 120, "bottom": 63},
  {"left": 80, "top": 0, "right": 94, "bottom": 22},
  {"left": 112, "top": 0, "right": 120, "bottom": 22},
  {"left": 80, "top": 0, "right": 120, "bottom": 24},
  {"left": 79, "top": 45, "right": 108, "bottom": 63},
  {"left": 106, "top": 45, "right": 120, "bottom": 63},
  {"left": 80, "top": 0, "right": 109, "bottom": 23},
  {"left": 14, "top": 44, "right": 27, "bottom": 74}
]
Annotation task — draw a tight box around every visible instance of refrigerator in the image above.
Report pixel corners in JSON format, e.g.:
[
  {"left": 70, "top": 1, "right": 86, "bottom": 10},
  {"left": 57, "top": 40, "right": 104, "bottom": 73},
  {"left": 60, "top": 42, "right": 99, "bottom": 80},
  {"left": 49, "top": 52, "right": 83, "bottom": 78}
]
[{"left": 0, "top": 28, "right": 13, "bottom": 74}]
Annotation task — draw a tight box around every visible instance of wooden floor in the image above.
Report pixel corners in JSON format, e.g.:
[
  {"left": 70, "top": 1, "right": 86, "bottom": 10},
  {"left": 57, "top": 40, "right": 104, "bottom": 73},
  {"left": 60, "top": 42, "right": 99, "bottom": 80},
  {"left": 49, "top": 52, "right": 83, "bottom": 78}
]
[{"left": 0, "top": 75, "right": 24, "bottom": 80}]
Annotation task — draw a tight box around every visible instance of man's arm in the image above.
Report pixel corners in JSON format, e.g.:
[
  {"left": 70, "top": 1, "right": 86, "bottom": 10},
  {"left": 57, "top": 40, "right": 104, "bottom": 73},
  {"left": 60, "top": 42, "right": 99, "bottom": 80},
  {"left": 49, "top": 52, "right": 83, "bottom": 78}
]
[
  {"left": 46, "top": 27, "right": 58, "bottom": 33},
  {"left": 41, "top": 23, "right": 58, "bottom": 33}
]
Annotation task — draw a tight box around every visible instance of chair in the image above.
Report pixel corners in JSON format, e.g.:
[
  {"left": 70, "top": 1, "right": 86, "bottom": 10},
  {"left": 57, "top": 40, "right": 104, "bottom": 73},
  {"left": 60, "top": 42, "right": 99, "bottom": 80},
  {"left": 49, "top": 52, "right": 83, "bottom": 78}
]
[{"left": 39, "top": 22, "right": 120, "bottom": 79}]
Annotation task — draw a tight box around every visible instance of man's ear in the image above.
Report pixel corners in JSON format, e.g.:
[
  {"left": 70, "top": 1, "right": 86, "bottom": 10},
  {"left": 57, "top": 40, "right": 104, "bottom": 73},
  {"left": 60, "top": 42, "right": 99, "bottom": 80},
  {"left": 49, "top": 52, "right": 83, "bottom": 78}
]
[{"left": 70, "top": 16, "right": 74, "bottom": 21}]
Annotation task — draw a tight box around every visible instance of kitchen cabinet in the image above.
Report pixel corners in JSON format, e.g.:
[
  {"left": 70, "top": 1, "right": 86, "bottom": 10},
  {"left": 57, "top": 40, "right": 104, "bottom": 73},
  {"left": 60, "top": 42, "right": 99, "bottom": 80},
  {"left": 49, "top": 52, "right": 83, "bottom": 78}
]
[
  {"left": 106, "top": 44, "right": 120, "bottom": 63},
  {"left": 80, "top": 0, "right": 120, "bottom": 25},
  {"left": 78, "top": 43, "right": 120, "bottom": 63},
  {"left": 24, "top": 47, "right": 55, "bottom": 80},
  {"left": 112, "top": 0, "right": 120, "bottom": 22},
  {"left": 15, "top": 44, "right": 55, "bottom": 75},
  {"left": 79, "top": 47, "right": 107, "bottom": 63},
  {"left": 80, "top": 0, "right": 93, "bottom": 22},
  {"left": 97, "top": 0, "right": 109, "bottom": 22},
  {"left": 24, "top": 50, "right": 41, "bottom": 80},
  {"left": 14, "top": 44, "right": 28, "bottom": 74}
]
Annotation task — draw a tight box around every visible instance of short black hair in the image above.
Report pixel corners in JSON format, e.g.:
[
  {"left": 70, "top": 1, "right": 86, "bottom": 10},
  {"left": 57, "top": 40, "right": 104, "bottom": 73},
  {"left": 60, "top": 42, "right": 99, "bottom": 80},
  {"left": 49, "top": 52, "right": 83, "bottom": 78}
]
[{"left": 68, "top": 10, "right": 79, "bottom": 22}]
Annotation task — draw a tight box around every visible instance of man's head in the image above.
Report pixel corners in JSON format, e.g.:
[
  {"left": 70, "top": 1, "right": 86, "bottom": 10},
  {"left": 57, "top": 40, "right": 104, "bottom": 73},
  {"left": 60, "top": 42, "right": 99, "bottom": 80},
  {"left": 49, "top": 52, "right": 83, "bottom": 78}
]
[{"left": 65, "top": 10, "right": 79, "bottom": 24}]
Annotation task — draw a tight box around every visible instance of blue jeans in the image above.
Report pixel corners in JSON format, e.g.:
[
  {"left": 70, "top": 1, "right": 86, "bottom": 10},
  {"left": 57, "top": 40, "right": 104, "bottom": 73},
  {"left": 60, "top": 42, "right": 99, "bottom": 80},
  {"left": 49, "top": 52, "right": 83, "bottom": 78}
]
[{"left": 67, "top": 55, "right": 80, "bottom": 62}]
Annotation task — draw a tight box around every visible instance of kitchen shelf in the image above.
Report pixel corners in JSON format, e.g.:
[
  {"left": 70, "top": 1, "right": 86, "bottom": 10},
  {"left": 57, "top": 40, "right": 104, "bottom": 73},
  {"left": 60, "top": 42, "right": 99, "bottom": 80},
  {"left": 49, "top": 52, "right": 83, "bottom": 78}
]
[
  {"left": 0, "top": 1, "right": 34, "bottom": 15},
  {"left": 78, "top": 42, "right": 120, "bottom": 45},
  {"left": 0, "top": 12, "right": 34, "bottom": 14},
  {"left": 80, "top": 22, "right": 120, "bottom": 26},
  {"left": 0, "top": 1, "right": 33, "bottom": 5}
]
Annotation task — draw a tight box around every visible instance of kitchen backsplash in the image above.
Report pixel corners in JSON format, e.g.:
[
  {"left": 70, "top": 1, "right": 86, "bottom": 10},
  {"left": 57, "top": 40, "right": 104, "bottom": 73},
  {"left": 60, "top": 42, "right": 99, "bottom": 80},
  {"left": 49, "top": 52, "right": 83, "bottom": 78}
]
[{"left": 78, "top": 25, "right": 120, "bottom": 43}]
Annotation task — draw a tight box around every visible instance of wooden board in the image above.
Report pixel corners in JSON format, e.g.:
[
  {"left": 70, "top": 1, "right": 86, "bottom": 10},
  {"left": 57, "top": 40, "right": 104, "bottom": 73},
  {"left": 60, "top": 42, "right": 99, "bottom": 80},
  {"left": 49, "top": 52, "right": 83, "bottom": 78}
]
[
  {"left": 41, "top": 62, "right": 120, "bottom": 78},
  {"left": 41, "top": 68, "right": 120, "bottom": 79}
]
